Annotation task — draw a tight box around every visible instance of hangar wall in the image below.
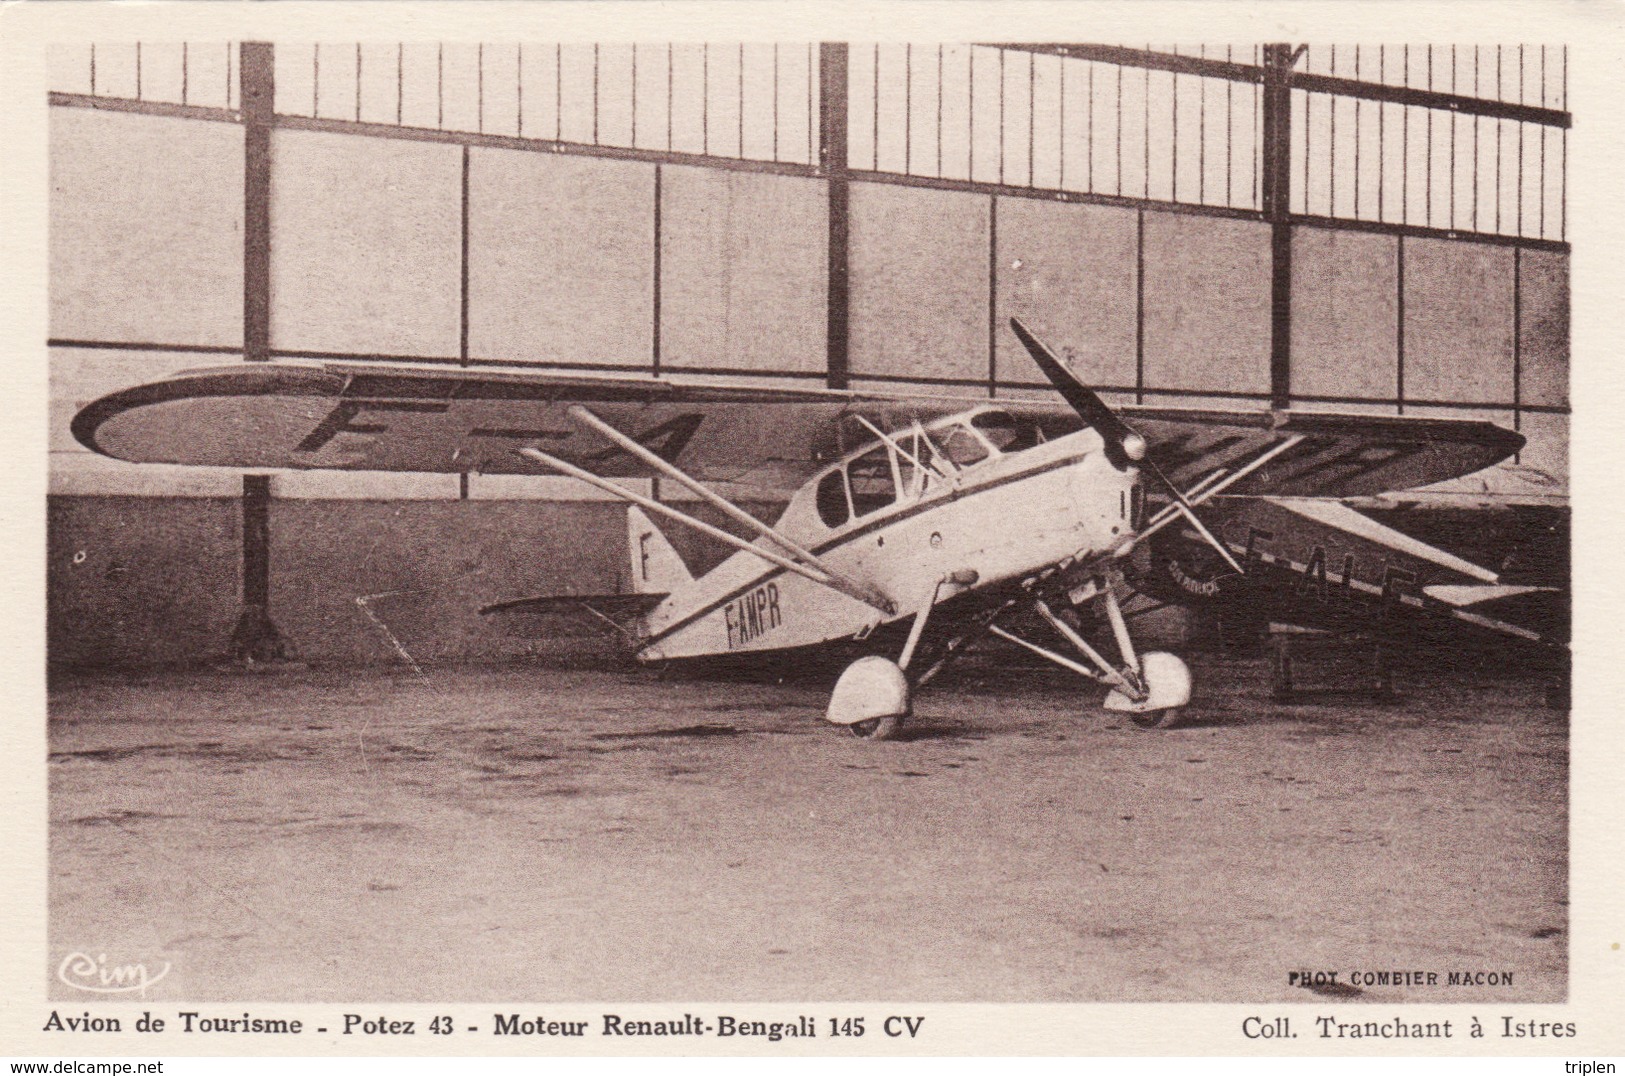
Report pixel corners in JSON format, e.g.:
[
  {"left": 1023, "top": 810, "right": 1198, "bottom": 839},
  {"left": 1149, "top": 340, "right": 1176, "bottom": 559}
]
[{"left": 47, "top": 44, "right": 1569, "bottom": 668}]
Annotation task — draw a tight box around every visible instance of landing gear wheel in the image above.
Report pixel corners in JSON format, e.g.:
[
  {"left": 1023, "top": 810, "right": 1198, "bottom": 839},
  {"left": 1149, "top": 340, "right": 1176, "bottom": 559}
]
[
  {"left": 1128, "top": 707, "right": 1184, "bottom": 730},
  {"left": 849, "top": 715, "right": 904, "bottom": 740},
  {"left": 1104, "top": 652, "right": 1192, "bottom": 730},
  {"left": 826, "top": 655, "right": 910, "bottom": 742}
]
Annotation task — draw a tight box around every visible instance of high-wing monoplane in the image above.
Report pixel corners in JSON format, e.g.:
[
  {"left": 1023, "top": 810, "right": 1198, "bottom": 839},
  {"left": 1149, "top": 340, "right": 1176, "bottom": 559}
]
[{"left": 72, "top": 319, "right": 1537, "bottom": 738}]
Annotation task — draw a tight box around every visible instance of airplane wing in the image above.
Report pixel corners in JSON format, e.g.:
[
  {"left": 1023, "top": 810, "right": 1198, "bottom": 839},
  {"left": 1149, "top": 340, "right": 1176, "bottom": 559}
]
[{"left": 71, "top": 360, "right": 1522, "bottom": 498}]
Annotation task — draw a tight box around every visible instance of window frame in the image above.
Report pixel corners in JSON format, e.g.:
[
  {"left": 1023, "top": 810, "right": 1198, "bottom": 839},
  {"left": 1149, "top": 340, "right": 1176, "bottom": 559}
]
[
  {"left": 814, "top": 467, "right": 853, "bottom": 529},
  {"left": 845, "top": 442, "right": 902, "bottom": 518}
]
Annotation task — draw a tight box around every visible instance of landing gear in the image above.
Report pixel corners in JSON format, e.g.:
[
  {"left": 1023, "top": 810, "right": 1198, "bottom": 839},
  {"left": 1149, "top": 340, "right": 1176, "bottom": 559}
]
[
  {"left": 988, "top": 575, "right": 1193, "bottom": 729},
  {"left": 849, "top": 715, "right": 904, "bottom": 741},
  {"left": 824, "top": 572, "right": 982, "bottom": 742},
  {"left": 826, "top": 654, "right": 909, "bottom": 741},
  {"left": 1128, "top": 708, "right": 1184, "bottom": 730},
  {"left": 1104, "top": 651, "right": 1192, "bottom": 729}
]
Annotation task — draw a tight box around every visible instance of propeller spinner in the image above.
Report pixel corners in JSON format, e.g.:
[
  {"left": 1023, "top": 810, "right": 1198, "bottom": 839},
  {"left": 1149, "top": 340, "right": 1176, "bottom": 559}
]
[{"left": 1008, "top": 317, "right": 1244, "bottom": 577}]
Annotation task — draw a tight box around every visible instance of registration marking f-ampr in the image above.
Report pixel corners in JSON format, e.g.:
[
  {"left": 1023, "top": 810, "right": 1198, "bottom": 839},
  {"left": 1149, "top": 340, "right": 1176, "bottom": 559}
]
[{"left": 724, "top": 582, "right": 783, "bottom": 649}]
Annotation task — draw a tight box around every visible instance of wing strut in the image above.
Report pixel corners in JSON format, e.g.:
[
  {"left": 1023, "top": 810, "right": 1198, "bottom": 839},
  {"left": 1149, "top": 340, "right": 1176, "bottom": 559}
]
[
  {"left": 518, "top": 447, "right": 891, "bottom": 614},
  {"left": 561, "top": 405, "right": 894, "bottom": 614},
  {"left": 1136, "top": 434, "right": 1308, "bottom": 542}
]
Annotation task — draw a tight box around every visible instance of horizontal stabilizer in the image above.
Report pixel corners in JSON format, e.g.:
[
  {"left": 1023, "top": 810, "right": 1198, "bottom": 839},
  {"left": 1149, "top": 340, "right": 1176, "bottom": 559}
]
[
  {"left": 1423, "top": 584, "right": 1556, "bottom": 608},
  {"left": 479, "top": 592, "right": 666, "bottom": 618}
]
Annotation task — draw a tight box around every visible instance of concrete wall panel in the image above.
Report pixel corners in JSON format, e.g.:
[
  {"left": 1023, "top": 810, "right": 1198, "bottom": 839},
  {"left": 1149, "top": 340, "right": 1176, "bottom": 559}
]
[
  {"left": 466, "top": 474, "right": 623, "bottom": 501},
  {"left": 1291, "top": 228, "right": 1399, "bottom": 401},
  {"left": 267, "top": 500, "right": 631, "bottom": 664},
  {"left": 849, "top": 184, "right": 989, "bottom": 384},
  {"left": 271, "top": 129, "right": 461, "bottom": 358},
  {"left": 1514, "top": 412, "right": 1568, "bottom": 490},
  {"left": 50, "top": 110, "right": 243, "bottom": 346},
  {"left": 270, "top": 472, "right": 461, "bottom": 500},
  {"left": 48, "top": 497, "right": 647, "bottom": 668},
  {"left": 50, "top": 457, "right": 243, "bottom": 499},
  {"left": 468, "top": 148, "right": 655, "bottom": 366},
  {"left": 995, "top": 199, "right": 1138, "bottom": 390},
  {"left": 48, "top": 496, "right": 241, "bottom": 667},
  {"left": 1402, "top": 238, "right": 1514, "bottom": 405},
  {"left": 1141, "top": 213, "right": 1271, "bottom": 396},
  {"left": 1518, "top": 249, "right": 1569, "bottom": 410},
  {"left": 661, "top": 166, "right": 826, "bottom": 374}
]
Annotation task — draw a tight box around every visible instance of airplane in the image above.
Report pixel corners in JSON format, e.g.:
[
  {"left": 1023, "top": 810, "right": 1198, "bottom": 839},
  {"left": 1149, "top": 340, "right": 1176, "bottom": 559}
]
[
  {"left": 70, "top": 318, "right": 1543, "bottom": 739},
  {"left": 1132, "top": 492, "right": 1568, "bottom": 655}
]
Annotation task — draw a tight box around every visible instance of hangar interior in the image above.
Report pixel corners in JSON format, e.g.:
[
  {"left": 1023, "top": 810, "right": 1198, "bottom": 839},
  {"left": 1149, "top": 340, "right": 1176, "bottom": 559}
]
[{"left": 47, "top": 42, "right": 1569, "bottom": 667}]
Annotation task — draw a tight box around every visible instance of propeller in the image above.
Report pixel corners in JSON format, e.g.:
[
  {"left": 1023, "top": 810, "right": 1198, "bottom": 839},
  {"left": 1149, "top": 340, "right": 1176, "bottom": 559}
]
[
  {"left": 1009, "top": 317, "right": 1244, "bottom": 576},
  {"left": 1008, "top": 317, "right": 1146, "bottom": 469}
]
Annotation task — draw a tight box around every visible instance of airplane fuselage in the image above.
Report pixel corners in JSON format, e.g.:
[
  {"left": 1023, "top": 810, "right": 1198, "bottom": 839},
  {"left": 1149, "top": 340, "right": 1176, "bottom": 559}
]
[{"left": 635, "top": 409, "right": 1138, "bottom": 662}]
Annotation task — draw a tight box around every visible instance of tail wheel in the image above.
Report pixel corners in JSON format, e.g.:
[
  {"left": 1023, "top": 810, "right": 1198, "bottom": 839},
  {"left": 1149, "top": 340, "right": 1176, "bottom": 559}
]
[{"left": 849, "top": 716, "right": 904, "bottom": 740}]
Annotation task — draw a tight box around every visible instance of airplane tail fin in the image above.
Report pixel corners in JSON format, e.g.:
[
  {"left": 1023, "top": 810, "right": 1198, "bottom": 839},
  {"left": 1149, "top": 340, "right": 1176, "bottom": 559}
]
[{"left": 627, "top": 506, "right": 693, "bottom": 594}]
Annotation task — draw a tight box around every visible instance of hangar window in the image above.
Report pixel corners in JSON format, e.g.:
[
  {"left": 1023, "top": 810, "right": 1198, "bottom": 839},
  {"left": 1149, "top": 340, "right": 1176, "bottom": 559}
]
[
  {"left": 815, "top": 469, "right": 851, "bottom": 528},
  {"left": 847, "top": 444, "right": 898, "bottom": 516},
  {"left": 972, "top": 410, "right": 1043, "bottom": 454}
]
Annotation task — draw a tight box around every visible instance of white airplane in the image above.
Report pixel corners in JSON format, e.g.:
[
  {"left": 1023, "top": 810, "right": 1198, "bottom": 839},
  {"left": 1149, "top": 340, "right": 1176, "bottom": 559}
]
[{"left": 72, "top": 318, "right": 1528, "bottom": 738}]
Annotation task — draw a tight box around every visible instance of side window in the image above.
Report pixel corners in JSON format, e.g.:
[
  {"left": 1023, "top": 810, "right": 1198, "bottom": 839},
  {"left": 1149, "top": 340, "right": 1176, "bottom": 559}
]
[
  {"left": 938, "top": 423, "right": 990, "bottom": 468},
  {"left": 847, "top": 445, "right": 897, "bottom": 516},
  {"left": 815, "top": 469, "right": 851, "bottom": 528},
  {"left": 973, "top": 410, "right": 1042, "bottom": 454}
]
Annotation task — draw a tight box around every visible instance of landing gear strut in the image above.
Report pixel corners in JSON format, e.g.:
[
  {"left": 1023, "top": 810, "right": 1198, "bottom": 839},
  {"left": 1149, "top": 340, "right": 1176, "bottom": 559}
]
[{"left": 990, "top": 575, "right": 1191, "bottom": 729}]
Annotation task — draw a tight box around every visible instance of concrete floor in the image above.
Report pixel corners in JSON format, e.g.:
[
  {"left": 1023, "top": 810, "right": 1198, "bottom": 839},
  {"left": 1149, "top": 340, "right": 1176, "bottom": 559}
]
[{"left": 47, "top": 652, "right": 1567, "bottom": 1003}]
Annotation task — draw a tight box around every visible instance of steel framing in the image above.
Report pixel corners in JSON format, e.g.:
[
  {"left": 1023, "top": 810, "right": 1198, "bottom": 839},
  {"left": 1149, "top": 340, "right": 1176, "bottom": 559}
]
[
  {"left": 51, "top": 41, "right": 1571, "bottom": 419},
  {"left": 229, "top": 42, "right": 286, "bottom": 661}
]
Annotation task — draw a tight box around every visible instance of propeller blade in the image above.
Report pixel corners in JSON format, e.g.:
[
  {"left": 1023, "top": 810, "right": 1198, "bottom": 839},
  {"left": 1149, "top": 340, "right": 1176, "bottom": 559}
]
[
  {"left": 1008, "top": 317, "right": 1145, "bottom": 469},
  {"left": 1009, "top": 317, "right": 1245, "bottom": 577}
]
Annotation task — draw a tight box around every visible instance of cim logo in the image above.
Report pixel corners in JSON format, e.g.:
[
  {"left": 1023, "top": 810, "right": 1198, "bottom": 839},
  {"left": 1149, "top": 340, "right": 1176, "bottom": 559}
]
[{"left": 58, "top": 951, "right": 170, "bottom": 996}]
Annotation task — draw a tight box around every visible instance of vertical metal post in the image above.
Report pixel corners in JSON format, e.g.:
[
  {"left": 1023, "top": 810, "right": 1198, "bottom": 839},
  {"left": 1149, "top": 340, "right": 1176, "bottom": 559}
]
[
  {"left": 232, "top": 41, "right": 287, "bottom": 662},
  {"left": 1512, "top": 245, "right": 1521, "bottom": 433},
  {"left": 820, "top": 43, "right": 850, "bottom": 390},
  {"left": 459, "top": 145, "right": 471, "bottom": 367},
  {"left": 243, "top": 42, "right": 273, "bottom": 366},
  {"left": 1262, "top": 43, "right": 1298, "bottom": 410},
  {"left": 1135, "top": 209, "right": 1145, "bottom": 404},
  {"left": 1396, "top": 236, "right": 1406, "bottom": 414},
  {"left": 987, "top": 197, "right": 998, "bottom": 397},
  {"left": 652, "top": 164, "right": 663, "bottom": 376}
]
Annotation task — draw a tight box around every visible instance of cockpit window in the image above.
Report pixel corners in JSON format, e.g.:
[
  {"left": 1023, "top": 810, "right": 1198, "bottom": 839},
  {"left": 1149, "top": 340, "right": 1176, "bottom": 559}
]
[
  {"left": 815, "top": 469, "right": 851, "bottom": 528},
  {"left": 937, "top": 422, "right": 991, "bottom": 468},
  {"left": 898, "top": 432, "right": 937, "bottom": 497},
  {"left": 972, "top": 410, "right": 1043, "bottom": 454},
  {"left": 847, "top": 444, "right": 897, "bottom": 516}
]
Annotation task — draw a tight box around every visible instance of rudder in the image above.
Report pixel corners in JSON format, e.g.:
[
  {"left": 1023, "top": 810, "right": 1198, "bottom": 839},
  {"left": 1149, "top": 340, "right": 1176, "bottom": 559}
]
[{"left": 627, "top": 506, "right": 693, "bottom": 594}]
